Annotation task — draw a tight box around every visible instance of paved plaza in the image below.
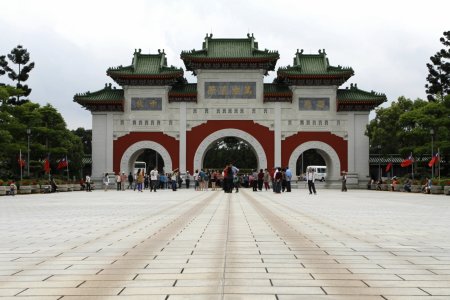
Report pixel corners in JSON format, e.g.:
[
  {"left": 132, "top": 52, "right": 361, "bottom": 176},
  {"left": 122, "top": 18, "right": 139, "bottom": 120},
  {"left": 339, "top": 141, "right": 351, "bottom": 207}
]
[{"left": 0, "top": 188, "right": 450, "bottom": 299}]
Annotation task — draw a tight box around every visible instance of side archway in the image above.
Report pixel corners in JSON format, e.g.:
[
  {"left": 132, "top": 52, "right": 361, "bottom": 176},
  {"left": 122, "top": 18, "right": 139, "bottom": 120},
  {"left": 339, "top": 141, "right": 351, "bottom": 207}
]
[
  {"left": 120, "top": 141, "right": 173, "bottom": 174},
  {"left": 288, "top": 141, "right": 341, "bottom": 180},
  {"left": 193, "top": 129, "right": 267, "bottom": 171}
]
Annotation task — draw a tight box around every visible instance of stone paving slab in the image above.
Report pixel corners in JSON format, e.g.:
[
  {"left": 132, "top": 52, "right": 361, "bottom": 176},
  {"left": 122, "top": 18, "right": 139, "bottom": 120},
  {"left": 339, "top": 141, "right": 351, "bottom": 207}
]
[{"left": 1, "top": 189, "right": 449, "bottom": 299}]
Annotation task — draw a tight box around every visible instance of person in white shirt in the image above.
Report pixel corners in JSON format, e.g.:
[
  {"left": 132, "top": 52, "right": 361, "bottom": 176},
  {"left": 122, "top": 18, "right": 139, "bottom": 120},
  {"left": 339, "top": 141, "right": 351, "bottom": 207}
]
[
  {"left": 150, "top": 167, "right": 158, "bottom": 192},
  {"left": 307, "top": 168, "right": 317, "bottom": 195}
]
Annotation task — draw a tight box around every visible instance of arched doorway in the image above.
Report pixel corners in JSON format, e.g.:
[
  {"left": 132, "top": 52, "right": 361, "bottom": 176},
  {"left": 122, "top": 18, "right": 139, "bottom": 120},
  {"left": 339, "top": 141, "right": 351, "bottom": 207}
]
[
  {"left": 203, "top": 136, "right": 258, "bottom": 171},
  {"left": 193, "top": 129, "right": 267, "bottom": 172},
  {"left": 120, "top": 141, "right": 173, "bottom": 175},
  {"left": 288, "top": 141, "right": 341, "bottom": 181},
  {"left": 296, "top": 149, "right": 326, "bottom": 178}
]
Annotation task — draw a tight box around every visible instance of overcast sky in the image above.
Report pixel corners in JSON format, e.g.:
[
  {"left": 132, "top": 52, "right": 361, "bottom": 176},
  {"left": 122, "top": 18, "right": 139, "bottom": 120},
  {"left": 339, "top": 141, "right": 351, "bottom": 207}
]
[{"left": 1, "top": 0, "right": 449, "bottom": 129}]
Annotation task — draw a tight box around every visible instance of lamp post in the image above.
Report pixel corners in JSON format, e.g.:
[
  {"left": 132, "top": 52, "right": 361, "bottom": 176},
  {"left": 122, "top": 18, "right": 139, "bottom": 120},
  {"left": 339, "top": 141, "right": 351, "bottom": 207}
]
[
  {"left": 377, "top": 145, "right": 382, "bottom": 181},
  {"left": 430, "top": 129, "right": 434, "bottom": 179},
  {"left": 26, "top": 128, "right": 31, "bottom": 177}
]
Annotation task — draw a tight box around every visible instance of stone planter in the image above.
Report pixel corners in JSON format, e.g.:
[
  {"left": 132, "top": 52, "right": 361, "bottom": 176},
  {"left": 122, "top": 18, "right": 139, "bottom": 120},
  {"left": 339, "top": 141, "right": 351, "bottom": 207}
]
[
  {"left": 411, "top": 185, "right": 422, "bottom": 193},
  {"left": 0, "top": 186, "right": 7, "bottom": 196},
  {"left": 31, "top": 184, "right": 40, "bottom": 194},
  {"left": 444, "top": 186, "right": 450, "bottom": 195},
  {"left": 72, "top": 184, "right": 81, "bottom": 191},
  {"left": 430, "top": 186, "right": 444, "bottom": 195},
  {"left": 380, "top": 184, "right": 389, "bottom": 191},
  {"left": 58, "top": 184, "right": 69, "bottom": 192},
  {"left": 40, "top": 185, "right": 51, "bottom": 193},
  {"left": 19, "top": 185, "right": 32, "bottom": 194}
]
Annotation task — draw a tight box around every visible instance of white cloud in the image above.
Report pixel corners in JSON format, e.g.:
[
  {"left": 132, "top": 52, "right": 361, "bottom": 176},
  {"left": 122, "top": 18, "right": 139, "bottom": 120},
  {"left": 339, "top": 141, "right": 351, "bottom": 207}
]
[{"left": 1, "top": 0, "right": 449, "bottom": 129}]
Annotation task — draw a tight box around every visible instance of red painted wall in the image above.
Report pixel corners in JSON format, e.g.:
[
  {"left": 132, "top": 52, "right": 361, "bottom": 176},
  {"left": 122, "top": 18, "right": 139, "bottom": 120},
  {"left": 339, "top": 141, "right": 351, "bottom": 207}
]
[
  {"left": 186, "top": 120, "right": 274, "bottom": 172},
  {"left": 113, "top": 132, "right": 179, "bottom": 174},
  {"left": 282, "top": 132, "right": 347, "bottom": 172}
]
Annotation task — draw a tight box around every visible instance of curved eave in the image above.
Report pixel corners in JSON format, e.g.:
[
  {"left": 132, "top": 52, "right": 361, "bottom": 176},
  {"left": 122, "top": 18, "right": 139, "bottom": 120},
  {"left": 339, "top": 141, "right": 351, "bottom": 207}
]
[
  {"left": 107, "top": 72, "right": 183, "bottom": 79},
  {"left": 74, "top": 99, "right": 124, "bottom": 112},
  {"left": 181, "top": 56, "right": 279, "bottom": 63},
  {"left": 277, "top": 72, "right": 353, "bottom": 79},
  {"left": 337, "top": 99, "right": 385, "bottom": 111}
]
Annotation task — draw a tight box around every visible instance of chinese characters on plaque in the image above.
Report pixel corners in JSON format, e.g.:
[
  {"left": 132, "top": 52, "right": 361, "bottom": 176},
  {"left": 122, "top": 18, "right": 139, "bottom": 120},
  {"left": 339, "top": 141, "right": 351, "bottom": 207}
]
[
  {"left": 205, "top": 82, "right": 256, "bottom": 99},
  {"left": 131, "top": 97, "right": 162, "bottom": 111},
  {"left": 298, "top": 98, "right": 330, "bottom": 111}
]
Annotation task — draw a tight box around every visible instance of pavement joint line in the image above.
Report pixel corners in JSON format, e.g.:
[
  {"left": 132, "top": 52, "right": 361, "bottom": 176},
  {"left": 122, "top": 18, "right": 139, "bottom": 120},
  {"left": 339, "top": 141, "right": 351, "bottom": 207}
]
[
  {"left": 117, "top": 287, "right": 126, "bottom": 295},
  {"left": 42, "top": 275, "right": 53, "bottom": 281},
  {"left": 76, "top": 280, "right": 86, "bottom": 288},
  {"left": 14, "top": 288, "right": 27, "bottom": 296}
]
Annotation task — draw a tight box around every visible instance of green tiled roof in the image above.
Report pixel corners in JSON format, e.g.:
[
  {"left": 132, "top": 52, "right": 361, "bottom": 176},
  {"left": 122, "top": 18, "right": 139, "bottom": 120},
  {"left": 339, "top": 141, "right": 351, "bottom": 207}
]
[
  {"left": 107, "top": 49, "right": 183, "bottom": 76},
  {"left": 337, "top": 84, "right": 386, "bottom": 103},
  {"left": 74, "top": 84, "right": 124, "bottom": 102},
  {"left": 170, "top": 83, "right": 197, "bottom": 94},
  {"left": 181, "top": 34, "right": 279, "bottom": 59},
  {"left": 278, "top": 49, "right": 354, "bottom": 76},
  {"left": 264, "top": 83, "right": 291, "bottom": 94}
]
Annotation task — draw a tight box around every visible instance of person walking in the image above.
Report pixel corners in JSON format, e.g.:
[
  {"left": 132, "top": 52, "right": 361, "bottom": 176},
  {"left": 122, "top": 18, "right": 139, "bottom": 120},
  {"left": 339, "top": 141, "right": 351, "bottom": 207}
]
[
  {"left": 307, "top": 168, "right": 317, "bottom": 195},
  {"left": 85, "top": 174, "right": 92, "bottom": 192},
  {"left": 274, "top": 168, "right": 282, "bottom": 194},
  {"left": 103, "top": 173, "right": 109, "bottom": 191},
  {"left": 171, "top": 169, "right": 179, "bottom": 191},
  {"left": 341, "top": 171, "right": 347, "bottom": 192},
  {"left": 116, "top": 173, "right": 121, "bottom": 191},
  {"left": 285, "top": 166, "right": 292, "bottom": 192},
  {"left": 127, "top": 172, "right": 133, "bottom": 189},
  {"left": 121, "top": 172, "right": 126, "bottom": 191},
  {"left": 150, "top": 167, "right": 158, "bottom": 192},
  {"left": 257, "top": 169, "right": 264, "bottom": 191},
  {"left": 263, "top": 169, "right": 270, "bottom": 191},
  {"left": 185, "top": 171, "right": 191, "bottom": 189}
]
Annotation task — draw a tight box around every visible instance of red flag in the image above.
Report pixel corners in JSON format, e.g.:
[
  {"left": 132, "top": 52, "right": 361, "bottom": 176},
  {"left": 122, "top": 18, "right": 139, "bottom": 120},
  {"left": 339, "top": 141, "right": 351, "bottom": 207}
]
[
  {"left": 400, "top": 153, "right": 414, "bottom": 168},
  {"left": 57, "top": 157, "right": 68, "bottom": 170},
  {"left": 385, "top": 162, "right": 392, "bottom": 172},
  {"left": 44, "top": 158, "right": 50, "bottom": 174},
  {"left": 18, "top": 150, "right": 26, "bottom": 168},
  {"left": 428, "top": 152, "right": 440, "bottom": 167}
]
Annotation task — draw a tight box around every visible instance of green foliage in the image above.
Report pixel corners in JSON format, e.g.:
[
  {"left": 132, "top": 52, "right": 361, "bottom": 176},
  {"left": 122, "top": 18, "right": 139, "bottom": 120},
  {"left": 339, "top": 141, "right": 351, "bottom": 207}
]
[
  {"left": 425, "top": 31, "right": 450, "bottom": 102},
  {"left": 0, "top": 101, "right": 84, "bottom": 179},
  {"left": 0, "top": 45, "right": 35, "bottom": 104},
  {"left": 366, "top": 95, "right": 450, "bottom": 176}
]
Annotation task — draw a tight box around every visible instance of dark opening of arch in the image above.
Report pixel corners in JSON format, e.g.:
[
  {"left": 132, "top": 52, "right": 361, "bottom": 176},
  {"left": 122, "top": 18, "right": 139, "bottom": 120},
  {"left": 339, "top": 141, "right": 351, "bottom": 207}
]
[
  {"left": 296, "top": 149, "right": 326, "bottom": 175},
  {"left": 136, "top": 149, "right": 164, "bottom": 174},
  {"left": 203, "top": 137, "right": 257, "bottom": 170}
]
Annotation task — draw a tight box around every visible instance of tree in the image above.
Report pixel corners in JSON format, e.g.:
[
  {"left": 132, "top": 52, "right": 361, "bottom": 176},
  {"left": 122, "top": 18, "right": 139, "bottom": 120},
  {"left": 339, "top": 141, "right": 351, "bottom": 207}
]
[
  {"left": 425, "top": 31, "right": 450, "bottom": 102},
  {"left": 0, "top": 102, "right": 84, "bottom": 179},
  {"left": 1, "top": 45, "right": 35, "bottom": 105},
  {"left": 366, "top": 95, "right": 450, "bottom": 177}
]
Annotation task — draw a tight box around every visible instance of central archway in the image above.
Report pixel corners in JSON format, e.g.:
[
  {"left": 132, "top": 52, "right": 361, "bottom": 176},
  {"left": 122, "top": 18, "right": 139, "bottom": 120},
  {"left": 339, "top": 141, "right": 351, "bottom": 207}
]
[
  {"left": 193, "top": 129, "right": 267, "bottom": 171},
  {"left": 120, "top": 141, "right": 173, "bottom": 175},
  {"left": 288, "top": 141, "right": 341, "bottom": 180}
]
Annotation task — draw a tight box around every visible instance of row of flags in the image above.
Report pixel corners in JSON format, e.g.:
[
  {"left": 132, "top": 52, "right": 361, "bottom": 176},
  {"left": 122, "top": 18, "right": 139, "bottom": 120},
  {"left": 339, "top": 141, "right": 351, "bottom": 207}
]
[
  {"left": 17, "top": 152, "right": 69, "bottom": 173},
  {"left": 384, "top": 152, "right": 440, "bottom": 172}
]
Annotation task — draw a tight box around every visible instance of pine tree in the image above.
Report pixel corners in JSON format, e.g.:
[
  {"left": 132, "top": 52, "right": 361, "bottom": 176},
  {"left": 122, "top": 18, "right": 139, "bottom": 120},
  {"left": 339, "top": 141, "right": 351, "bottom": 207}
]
[
  {"left": 1, "top": 45, "right": 35, "bottom": 105},
  {"left": 425, "top": 31, "right": 450, "bottom": 102}
]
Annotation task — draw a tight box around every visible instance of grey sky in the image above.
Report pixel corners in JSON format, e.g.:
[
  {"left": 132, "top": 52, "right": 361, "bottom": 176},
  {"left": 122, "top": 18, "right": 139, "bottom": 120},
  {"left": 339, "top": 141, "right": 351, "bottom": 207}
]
[{"left": 1, "top": 0, "right": 449, "bottom": 129}]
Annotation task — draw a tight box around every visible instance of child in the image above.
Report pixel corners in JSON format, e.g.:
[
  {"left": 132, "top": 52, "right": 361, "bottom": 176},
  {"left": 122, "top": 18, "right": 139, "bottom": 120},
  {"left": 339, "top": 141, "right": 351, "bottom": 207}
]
[{"left": 10, "top": 181, "right": 17, "bottom": 196}]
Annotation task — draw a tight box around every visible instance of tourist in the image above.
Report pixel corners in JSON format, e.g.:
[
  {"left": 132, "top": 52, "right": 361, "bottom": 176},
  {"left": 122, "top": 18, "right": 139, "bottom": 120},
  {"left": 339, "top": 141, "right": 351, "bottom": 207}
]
[
  {"left": 281, "top": 168, "right": 287, "bottom": 192},
  {"left": 306, "top": 167, "right": 317, "bottom": 195},
  {"left": 121, "top": 172, "right": 126, "bottom": 191},
  {"left": 85, "top": 174, "right": 92, "bottom": 192},
  {"left": 341, "top": 171, "right": 347, "bottom": 192},
  {"left": 194, "top": 170, "right": 199, "bottom": 191},
  {"left": 274, "top": 167, "right": 282, "bottom": 193},
  {"left": 252, "top": 169, "right": 258, "bottom": 191},
  {"left": 422, "top": 177, "right": 432, "bottom": 194},
  {"left": 103, "top": 173, "right": 109, "bottom": 191},
  {"left": 404, "top": 178, "right": 412, "bottom": 192},
  {"left": 257, "top": 169, "right": 264, "bottom": 191},
  {"left": 127, "top": 172, "right": 133, "bottom": 189},
  {"left": 9, "top": 181, "right": 17, "bottom": 196},
  {"left": 136, "top": 169, "right": 144, "bottom": 192},
  {"left": 185, "top": 171, "right": 191, "bottom": 189},
  {"left": 285, "top": 167, "right": 292, "bottom": 192},
  {"left": 171, "top": 169, "right": 179, "bottom": 191},
  {"left": 263, "top": 169, "right": 270, "bottom": 191},
  {"left": 116, "top": 173, "right": 121, "bottom": 191},
  {"left": 150, "top": 167, "right": 158, "bottom": 192},
  {"left": 391, "top": 176, "right": 399, "bottom": 191}
]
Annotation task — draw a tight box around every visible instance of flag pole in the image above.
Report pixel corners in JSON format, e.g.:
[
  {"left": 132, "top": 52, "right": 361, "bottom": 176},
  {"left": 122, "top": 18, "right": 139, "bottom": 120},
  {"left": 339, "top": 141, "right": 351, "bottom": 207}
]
[
  {"left": 66, "top": 155, "right": 69, "bottom": 182},
  {"left": 438, "top": 148, "right": 441, "bottom": 182},
  {"left": 20, "top": 149, "right": 23, "bottom": 182}
]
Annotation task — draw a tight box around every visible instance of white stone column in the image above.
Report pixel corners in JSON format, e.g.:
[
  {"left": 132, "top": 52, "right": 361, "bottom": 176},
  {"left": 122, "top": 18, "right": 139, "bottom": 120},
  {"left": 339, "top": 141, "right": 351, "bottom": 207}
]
[
  {"left": 92, "top": 112, "right": 114, "bottom": 180},
  {"left": 179, "top": 102, "right": 187, "bottom": 173},
  {"left": 347, "top": 112, "right": 355, "bottom": 173},
  {"left": 274, "top": 103, "right": 281, "bottom": 167}
]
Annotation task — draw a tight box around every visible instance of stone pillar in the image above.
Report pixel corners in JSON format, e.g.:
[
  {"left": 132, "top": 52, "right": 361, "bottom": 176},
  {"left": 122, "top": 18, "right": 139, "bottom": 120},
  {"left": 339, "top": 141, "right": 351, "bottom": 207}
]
[
  {"left": 179, "top": 102, "right": 187, "bottom": 173},
  {"left": 274, "top": 103, "right": 281, "bottom": 167}
]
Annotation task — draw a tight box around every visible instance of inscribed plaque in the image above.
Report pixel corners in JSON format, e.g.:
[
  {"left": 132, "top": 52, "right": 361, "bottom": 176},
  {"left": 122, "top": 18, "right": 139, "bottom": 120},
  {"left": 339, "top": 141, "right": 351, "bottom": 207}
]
[
  {"left": 205, "top": 82, "right": 256, "bottom": 99},
  {"left": 131, "top": 97, "right": 162, "bottom": 111},
  {"left": 298, "top": 98, "right": 330, "bottom": 111}
]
